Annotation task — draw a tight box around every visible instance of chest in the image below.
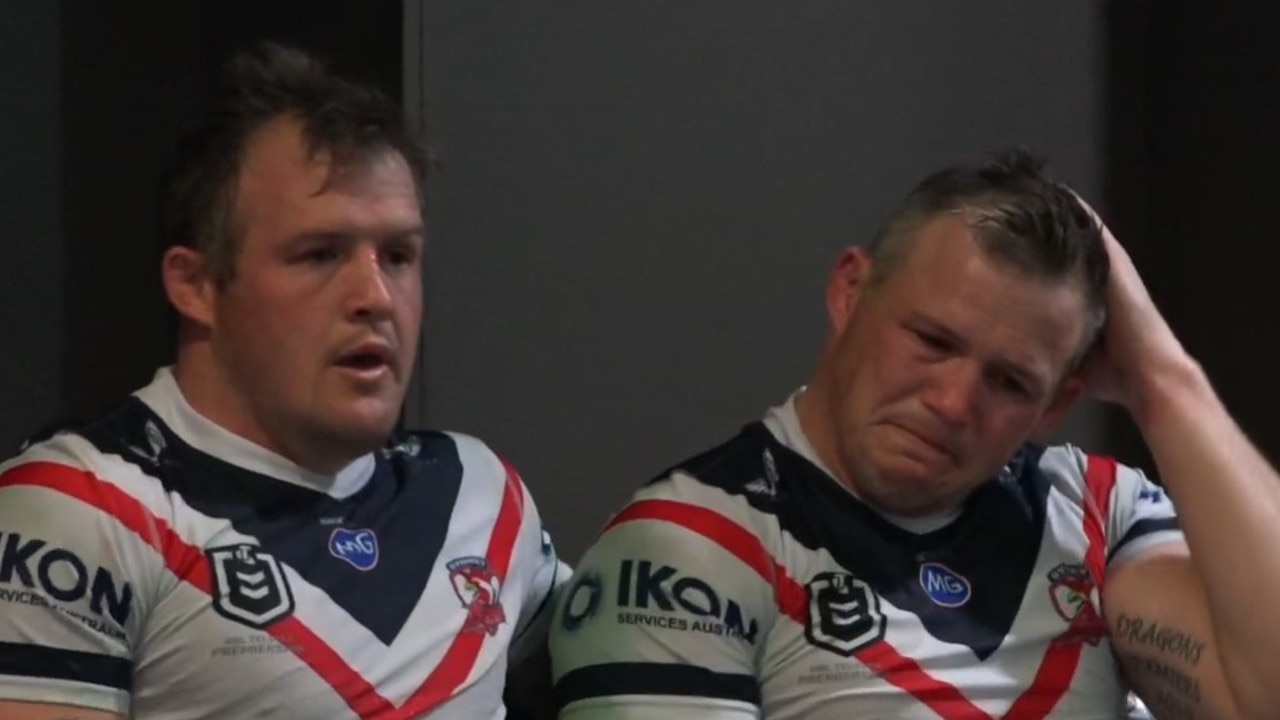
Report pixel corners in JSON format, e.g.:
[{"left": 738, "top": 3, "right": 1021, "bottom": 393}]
[
  {"left": 128, "top": 493, "right": 523, "bottom": 719},
  {"left": 757, "top": 494, "right": 1123, "bottom": 720}
]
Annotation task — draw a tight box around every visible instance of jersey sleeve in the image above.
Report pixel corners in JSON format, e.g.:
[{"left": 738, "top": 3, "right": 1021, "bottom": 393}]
[
  {"left": 549, "top": 472, "right": 771, "bottom": 720},
  {"left": 1105, "top": 460, "right": 1184, "bottom": 567},
  {"left": 0, "top": 438, "right": 159, "bottom": 714},
  {"left": 508, "top": 477, "right": 572, "bottom": 666}
]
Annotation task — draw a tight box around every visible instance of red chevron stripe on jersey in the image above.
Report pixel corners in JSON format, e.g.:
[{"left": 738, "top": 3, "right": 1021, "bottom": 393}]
[
  {"left": 0, "top": 460, "right": 526, "bottom": 720},
  {"left": 605, "top": 453, "right": 1118, "bottom": 720}
]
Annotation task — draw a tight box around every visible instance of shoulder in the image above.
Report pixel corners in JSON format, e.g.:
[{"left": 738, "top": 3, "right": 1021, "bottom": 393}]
[
  {"left": 383, "top": 428, "right": 516, "bottom": 489},
  {"left": 630, "top": 422, "right": 782, "bottom": 523},
  {"left": 1025, "top": 442, "right": 1123, "bottom": 503},
  {"left": 385, "top": 428, "right": 546, "bottom": 543},
  {"left": 576, "top": 424, "right": 787, "bottom": 597},
  {"left": 1, "top": 397, "right": 172, "bottom": 509},
  {"left": 1033, "top": 442, "right": 1154, "bottom": 507}
]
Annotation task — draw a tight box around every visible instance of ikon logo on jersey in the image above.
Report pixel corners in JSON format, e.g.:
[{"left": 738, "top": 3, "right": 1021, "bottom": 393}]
[
  {"left": 918, "top": 562, "right": 971, "bottom": 607},
  {"left": 559, "top": 571, "right": 604, "bottom": 632},
  {"left": 0, "top": 530, "right": 133, "bottom": 625},
  {"left": 616, "top": 559, "right": 759, "bottom": 644},
  {"left": 328, "top": 528, "right": 379, "bottom": 571},
  {"left": 207, "top": 544, "right": 295, "bottom": 630}
]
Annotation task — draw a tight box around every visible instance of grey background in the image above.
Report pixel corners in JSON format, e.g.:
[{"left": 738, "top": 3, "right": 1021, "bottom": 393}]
[
  {"left": 1, "top": 1, "right": 64, "bottom": 453},
  {"left": 407, "top": 1, "right": 1106, "bottom": 557}
]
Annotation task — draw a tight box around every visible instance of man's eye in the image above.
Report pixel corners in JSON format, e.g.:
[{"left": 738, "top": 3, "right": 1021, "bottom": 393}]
[
  {"left": 299, "top": 248, "right": 339, "bottom": 263},
  {"left": 915, "top": 330, "right": 950, "bottom": 351},
  {"left": 994, "top": 373, "right": 1030, "bottom": 397}
]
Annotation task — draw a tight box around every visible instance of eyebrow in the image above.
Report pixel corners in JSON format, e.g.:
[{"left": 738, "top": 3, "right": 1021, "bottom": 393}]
[
  {"left": 287, "top": 226, "right": 425, "bottom": 247},
  {"left": 990, "top": 357, "right": 1046, "bottom": 393}
]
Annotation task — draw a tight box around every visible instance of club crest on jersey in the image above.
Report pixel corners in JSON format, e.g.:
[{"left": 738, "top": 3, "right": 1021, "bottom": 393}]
[
  {"left": 207, "top": 544, "right": 295, "bottom": 630},
  {"left": 1047, "top": 562, "right": 1106, "bottom": 645},
  {"left": 919, "top": 562, "right": 971, "bottom": 607},
  {"left": 328, "top": 528, "right": 379, "bottom": 571},
  {"left": 805, "top": 571, "right": 885, "bottom": 656},
  {"left": 448, "top": 556, "right": 506, "bottom": 636}
]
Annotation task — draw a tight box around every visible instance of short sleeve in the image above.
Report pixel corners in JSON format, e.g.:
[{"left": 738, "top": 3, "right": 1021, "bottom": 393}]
[
  {"left": 1105, "top": 461, "right": 1183, "bottom": 567},
  {"left": 549, "top": 473, "right": 771, "bottom": 720},
  {"left": 508, "top": 477, "right": 572, "bottom": 666},
  {"left": 0, "top": 441, "right": 158, "bottom": 714}
]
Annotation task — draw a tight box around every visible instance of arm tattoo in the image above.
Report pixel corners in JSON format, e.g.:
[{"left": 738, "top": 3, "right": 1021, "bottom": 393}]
[
  {"left": 1115, "top": 613, "right": 1205, "bottom": 665},
  {"left": 1116, "top": 614, "right": 1207, "bottom": 720},
  {"left": 1129, "top": 656, "right": 1201, "bottom": 702},
  {"left": 1125, "top": 656, "right": 1201, "bottom": 720}
]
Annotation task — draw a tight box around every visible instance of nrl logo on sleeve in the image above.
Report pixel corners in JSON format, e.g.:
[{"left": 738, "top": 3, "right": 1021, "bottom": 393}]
[
  {"left": 448, "top": 556, "right": 506, "bottom": 636},
  {"left": 207, "top": 544, "right": 295, "bottom": 630}
]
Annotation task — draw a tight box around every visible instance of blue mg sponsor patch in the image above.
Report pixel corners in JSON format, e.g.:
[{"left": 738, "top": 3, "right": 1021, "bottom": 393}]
[
  {"left": 328, "top": 528, "right": 379, "bottom": 571},
  {"left": 919, "top": 562, "right": 971, "bottom": 607}
]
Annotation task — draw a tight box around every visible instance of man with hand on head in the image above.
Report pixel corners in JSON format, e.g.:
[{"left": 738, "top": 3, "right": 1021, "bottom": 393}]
[
  {"left": 0, "top": 42, "right": 566, "bottom": 719},
  {"left": 550, "top": 148, "right": 1280, "bottom": 719}
]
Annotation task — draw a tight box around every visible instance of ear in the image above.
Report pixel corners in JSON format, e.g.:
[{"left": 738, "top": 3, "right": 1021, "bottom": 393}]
[
  {"left": 161, "top": 246, "right": 218, "bottom": 329},
  {"left": 1030, "top": 372, "right": 1088, "bottom": 443},
  {"left": 826, "top": 246, "right": 874, "bottom": 335}
]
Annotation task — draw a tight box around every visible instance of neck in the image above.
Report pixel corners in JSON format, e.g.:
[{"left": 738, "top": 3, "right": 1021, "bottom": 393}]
[
  {"left": 172, "top": 344, "right": 349, "bottom": 475},
  {"left": 793, "top": 376, "right": 859, "bottom": 495}
]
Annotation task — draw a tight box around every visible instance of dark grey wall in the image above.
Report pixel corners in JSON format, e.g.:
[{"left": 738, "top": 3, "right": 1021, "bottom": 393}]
[
  {"left": 0, "top": 1, "right": 64, "bottom": 453},
  {"left": 1102, "top": 3, "right": 1280, "bottom": 479},
  {"left": 411, "top": 1, "right": 1107, "bottom": 558},
  {"left": 60, "top": 3, "right": 203, "bottom": 423}
]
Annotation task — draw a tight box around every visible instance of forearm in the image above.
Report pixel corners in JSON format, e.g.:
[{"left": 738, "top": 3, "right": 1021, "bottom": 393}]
[{"left": 1133, "top": 358, "right": 1280, "bottom": 714}]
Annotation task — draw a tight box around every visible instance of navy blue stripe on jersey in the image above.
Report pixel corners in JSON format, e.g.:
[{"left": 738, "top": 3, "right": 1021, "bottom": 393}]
[
  {"left": 671, "top": 422, "right": 1050, "bottom": 661},
  {"left": 1108, "top": 517, "right": 1180, "bottom": 562},
  {"left": 0, "top": 640, "right": 131, "bottom": 690},
  {"left": 75, "top": 399, "right": 466, "bottom": 645},
  {"left": 555, "top": 662, "right": 760, "bottom": 708}
]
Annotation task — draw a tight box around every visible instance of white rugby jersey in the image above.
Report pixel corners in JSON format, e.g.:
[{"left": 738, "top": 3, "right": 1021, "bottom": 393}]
[
  {"left": 0, "top": 368, "right": 565, "bottom": 719},
  {"left": 550, "top": 394, "right": 1183, "bottom": 720}
]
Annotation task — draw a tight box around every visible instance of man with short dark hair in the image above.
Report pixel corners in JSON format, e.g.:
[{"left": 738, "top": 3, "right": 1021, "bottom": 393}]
[
  {"left": 550, "top": 149, "right": 1280, "bottom": 719},
  {"left": 0, "top": 42, "right": 565, "bottom": 719}
]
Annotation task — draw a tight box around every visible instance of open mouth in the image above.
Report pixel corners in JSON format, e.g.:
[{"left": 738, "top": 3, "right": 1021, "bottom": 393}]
[
  {"left": 337, "top": 352, "right": 388, "bottom": 371},
  {"left": 335, "top": 344, "right": 394, "bottom": 376}
]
